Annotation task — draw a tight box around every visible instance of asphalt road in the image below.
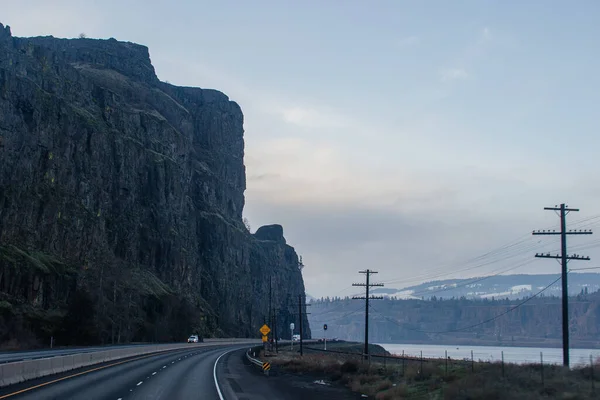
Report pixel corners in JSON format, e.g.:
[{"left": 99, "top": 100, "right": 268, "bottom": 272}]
[
  {"left": 0, "top": 344, "right": 150, "bottom": 364},
  {"left": 0, "top": 344, "right": 359, "bottom": 400},
  {"left": 0, "top": 344, "right": 237, "bottom": 400}
]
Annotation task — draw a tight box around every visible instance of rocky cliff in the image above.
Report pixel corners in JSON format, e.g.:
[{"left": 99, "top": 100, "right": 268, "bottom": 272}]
[{"left": 0, "top": 23, "right": 310, "bottom": 347}]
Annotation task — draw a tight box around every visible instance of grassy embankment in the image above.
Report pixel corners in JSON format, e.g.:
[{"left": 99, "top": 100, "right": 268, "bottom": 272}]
[{"left": 262, "top": 341, "right": 599, "bottom": 399}]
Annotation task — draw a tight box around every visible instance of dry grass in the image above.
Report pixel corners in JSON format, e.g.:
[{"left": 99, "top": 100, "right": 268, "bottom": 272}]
[{"left": 267, "top": 349, "right": 600, "bottom": 399}]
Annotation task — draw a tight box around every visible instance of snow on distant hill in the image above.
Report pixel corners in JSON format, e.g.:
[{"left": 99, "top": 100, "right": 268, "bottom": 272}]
[{"left": 370, "top": 273, "right": 600, "bottom": 300}]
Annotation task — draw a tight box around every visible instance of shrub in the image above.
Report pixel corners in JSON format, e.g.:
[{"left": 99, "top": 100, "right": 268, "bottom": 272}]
[{"left": 341, "top": 360, "right": 359, "bottom": 373}]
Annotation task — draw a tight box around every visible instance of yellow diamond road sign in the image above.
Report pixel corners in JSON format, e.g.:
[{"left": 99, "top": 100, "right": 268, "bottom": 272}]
[{"left": 259, "top": 324, "right": 271, "bottom": 336}]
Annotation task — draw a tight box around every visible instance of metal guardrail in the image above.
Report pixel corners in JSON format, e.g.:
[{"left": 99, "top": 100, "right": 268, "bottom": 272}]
[
  {"left": 246, "top": 348, "right": 263, "bottom": 367},
  {"left": 245, "top": 347, "right": 271, "bottom": 376},
  {"left": 244, "top": 340, "right": 323, "bottom": 377}
]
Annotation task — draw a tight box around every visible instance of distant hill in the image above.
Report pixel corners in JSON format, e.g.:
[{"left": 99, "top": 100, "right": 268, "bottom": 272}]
[
  {"left": 308, "top": 288, "right": 600, "bottom": 348},
  {"left": 371, "top": 273, "right": 600, "bottom": 300}
]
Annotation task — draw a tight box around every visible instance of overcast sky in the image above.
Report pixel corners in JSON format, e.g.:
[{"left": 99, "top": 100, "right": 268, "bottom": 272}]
[{"left": 3, "top": 0, "right": 600, "bottom": 298}]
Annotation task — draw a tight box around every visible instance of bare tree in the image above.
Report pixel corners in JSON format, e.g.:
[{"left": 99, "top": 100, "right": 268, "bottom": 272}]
[{"left": 78, "top": 33, "right": 86, "bottom": 39}]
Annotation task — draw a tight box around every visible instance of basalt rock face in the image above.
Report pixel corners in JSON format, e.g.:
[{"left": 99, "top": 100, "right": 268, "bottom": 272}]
[{"left": 0, "top": 23, "right": 309, "bottom": 347}]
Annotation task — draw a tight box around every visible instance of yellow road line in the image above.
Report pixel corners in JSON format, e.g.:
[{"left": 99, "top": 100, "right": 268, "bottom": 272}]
[{"left": 0, "top": 349, "right": 184, "bottom": 399}]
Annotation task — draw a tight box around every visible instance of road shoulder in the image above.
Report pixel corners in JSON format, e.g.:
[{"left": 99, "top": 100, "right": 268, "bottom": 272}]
[{"left": 217, "top": 349, "right": 362, "bottom": 400}]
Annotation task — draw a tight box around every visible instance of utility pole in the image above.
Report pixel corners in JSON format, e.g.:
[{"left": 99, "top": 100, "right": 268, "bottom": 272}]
[
  {"left": 352, "top": 269, "right": 383, "bottom": 359},
  {"left": 269, "top": 277, "right": 273, "bottom": 350},
  {"left": 273, "top": 309, "right": 279, "bottom": 352},
  {"left": 292, "top": 294, "right": 311, "bottom": 356},
  {"left": 533, "top": 204, "right": 592, "bottom": 367}
]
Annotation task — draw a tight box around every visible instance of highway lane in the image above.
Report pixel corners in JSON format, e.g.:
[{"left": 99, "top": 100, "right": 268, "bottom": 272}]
[
  {"left": 0, "top": 339, "right": 243, "bottom": 364},
  {"left": 0, "top": 344, "right": 239, "bottom": 400},
  {"left": 0, "top": 344, "right": 150, "bottom": 364}
]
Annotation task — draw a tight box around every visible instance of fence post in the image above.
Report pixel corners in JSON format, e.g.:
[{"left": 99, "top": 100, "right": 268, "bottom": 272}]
[
  {"left": 501, "top": 351, "right": 505, "bottom": 378},
  {"left": 402, "top": 350, "right": 405, "bottom": 377},
  {"left": 445, "top": 350, "right": 448, "bottom": 376},
  {"left": 591, "top": 354, "right": 595, "bottom": 393},
  {"left": 540, "top": 352, "right": 544, "bottom": 387},
  {"left": 471, "top": 350, "right": 474, "bottom": 373}
]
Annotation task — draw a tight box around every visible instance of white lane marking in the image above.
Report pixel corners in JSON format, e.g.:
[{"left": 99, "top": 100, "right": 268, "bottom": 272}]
[
  {"left": 137, "top": 381, "right": 143, "bottom": 386},
  {"left": 152, "top": 372, "right": 157, "bottom": 375},
  {"left": 214, "top": 348, "right": 240, "bottom": 400},
  {"left": 171, "top": 361, "right": 175, "bottom": 364}
]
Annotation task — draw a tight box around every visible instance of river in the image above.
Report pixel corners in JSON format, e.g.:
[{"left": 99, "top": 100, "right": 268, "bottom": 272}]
[{"left": 377, "top": 343, "right": 600, "bottom": 366}]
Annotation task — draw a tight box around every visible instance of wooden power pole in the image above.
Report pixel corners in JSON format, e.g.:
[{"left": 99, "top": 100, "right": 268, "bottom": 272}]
[
  {"left": 533, "top": 204, "right": 592, "bottom": 367},
  {"left": 292, "top": 294, "right": 311, "bottom": 356},
  {"left": 353, "top": 269, "right": 383, "bottom": 359}
]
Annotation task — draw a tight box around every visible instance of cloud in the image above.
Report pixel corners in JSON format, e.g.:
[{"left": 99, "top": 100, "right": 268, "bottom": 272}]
[
  {"left": 243, "top": 134, "right": 559, "bottom": 221},
  {"left": 398, "top": 36, "right": 420, "bottom": 47},
  {"left": 482, "top": 27, "right": 491, "bottom": 41},
  {"left": 245, "top": 137, "right": 447, "bottom": 210},
  {"left": 278, "top": 106, "right": 350, "bottom": 129},
  {"left": 242, "top": 128, "right": 591, "bottom": 297},
  {"left": 435, "top": 27, "right": 493, "bottom": 84},
  {"left": 153, "top": 58, "right": 354, "bottom": 132},
  {"left": 439, "top": 68, "right": 469, "bottom": 82},
  {"left": 244, "top": 196, "right": 550, "bottom": 298}
]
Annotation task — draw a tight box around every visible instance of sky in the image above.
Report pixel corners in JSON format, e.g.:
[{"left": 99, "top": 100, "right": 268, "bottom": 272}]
[{"left": 2, "top": 0, "right": 600, "bottom": 298}]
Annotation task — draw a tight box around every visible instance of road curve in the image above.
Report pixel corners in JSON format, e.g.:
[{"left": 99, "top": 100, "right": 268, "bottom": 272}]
[
  {"left": 0, "top": 344, "right": 242, "bottom": 400},
  {"left": 0, "top": 343, "right": 359, "bottom": 400}
]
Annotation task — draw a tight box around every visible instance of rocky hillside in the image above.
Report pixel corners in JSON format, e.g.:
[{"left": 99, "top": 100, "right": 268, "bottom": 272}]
[{"left": 0, "top": 23, "right": 310, "bottom": 347}]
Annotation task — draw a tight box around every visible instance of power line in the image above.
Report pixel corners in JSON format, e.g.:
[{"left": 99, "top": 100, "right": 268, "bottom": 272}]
[
  {"left": 379, "top": 236, "right": 532, "bottom": 285},
  {"left": 352, "top": 269, "right": 383, "bottom": 358},
  {"left": 408, "top": 258, "right": 538, "bottom": 298},
  {"left": 370, "top": 275, "right": 561, "bottom": 334},
  {"left": 379, "top": 215, "right": 600, "bottom": 288},
  {"left": 310, "top": 306, "right": 364, "bottom": 323},
  {"left": 387, "top": 232, "right": 599, "bottom": 300},
  {"left": 569, "top": 215, "right": 600, "bottom": 228},
  {"left": 383, "top": 240, "right": 551, "bottom": 287},
  {"left": 310, "top": 299, "right": 358, "bottom": 318},
  {"left": 533, "top": 203, "right": 593, "bottom": 367},
  {"left": 376, "top": 215, "right": 600, "bottom": 290},
  {"left": 386, "top": 237, "right": 556, "bottom": 284}
]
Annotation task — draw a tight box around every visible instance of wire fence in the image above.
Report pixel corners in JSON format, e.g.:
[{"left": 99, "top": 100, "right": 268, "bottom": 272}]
[{"left": 303, "top": 346, "right": 599, "bottom": 394}]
